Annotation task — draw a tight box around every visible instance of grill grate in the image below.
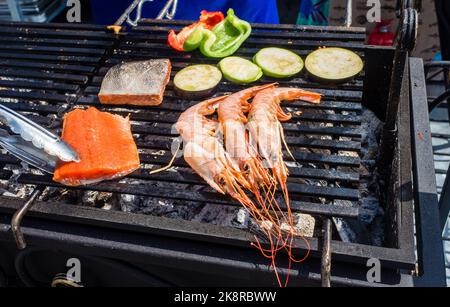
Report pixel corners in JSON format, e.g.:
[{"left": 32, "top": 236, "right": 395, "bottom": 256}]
[
  {"left": 94, "top": 21, "right": 363, "bottom": 210},
  {"left": 0, "top": 21, "right": 366, "bottom": 213},
  {"left": 0, "top": 20, "right": 417, "bottom": 277},
  {"left": 0, "top": 21, "right": 115, "bottom": 111},
  {"left": 1, "top": 21, "right": 364, "bottom": 228}
]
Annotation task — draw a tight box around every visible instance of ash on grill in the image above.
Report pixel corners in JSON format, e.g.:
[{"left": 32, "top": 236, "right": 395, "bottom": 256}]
[
  {"left": 334, "top": 108, "right": 384, "bottom": 246},
  {"left": 0, "top": 105, "right": 383, "bottom": 245}
]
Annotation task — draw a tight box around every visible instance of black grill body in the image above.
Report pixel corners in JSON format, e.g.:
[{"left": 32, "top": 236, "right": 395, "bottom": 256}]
[{"left": 0, "top": 20, "right": 444, "bottom": 286}]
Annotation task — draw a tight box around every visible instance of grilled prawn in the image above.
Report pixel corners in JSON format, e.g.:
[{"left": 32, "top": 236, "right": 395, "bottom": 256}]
[
  {"left": 247, "top": 87, "right": 321, "bottom": 286},
  {"left": 175, "top": 96, "right": 252, "bottom": 206},
  {"left": 176, "top": 95, "right": 284, "bottom": 282},
  {"left": 175, "top": 87, "right": 321, "bottom": 287},
  {"left": 217, "top": 83, "right": 276, "bottom": 188},
  {"left": 247, "top": 87, "right": 321, "bottom": 205}
]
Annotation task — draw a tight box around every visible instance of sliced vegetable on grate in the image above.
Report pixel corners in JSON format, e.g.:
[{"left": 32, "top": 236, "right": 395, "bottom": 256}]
[
  {"left": 305, "top": 47, "right": 363, "bottom": 83},
  {"left": 218, "top": 56, "right": 262, "bottom": 84},
  {"left": 254, "top": 47, "right": 304, "bottom": 78},
  {"left": 174, "top": 64, "right": 222, "bottom": 99}
]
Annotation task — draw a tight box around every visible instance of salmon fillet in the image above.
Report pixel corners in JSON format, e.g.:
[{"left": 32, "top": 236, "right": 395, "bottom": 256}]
[
  {"left": 98, "top": 59, "right": 171, "bottom": 106},
  {"left": 53, "top": 107, "right": 140, "bottom": 186}
]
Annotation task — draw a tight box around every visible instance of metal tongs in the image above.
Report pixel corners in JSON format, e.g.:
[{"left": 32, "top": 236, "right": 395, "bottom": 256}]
[
  {"left": 0, "top": 105, "right": 79, "bottom": 173},
  {"left": 108, "top": 0, "right": 178, "bottom": 33},
  {"left": 0, "top": 105, "right": 79, "bottom": 249}
]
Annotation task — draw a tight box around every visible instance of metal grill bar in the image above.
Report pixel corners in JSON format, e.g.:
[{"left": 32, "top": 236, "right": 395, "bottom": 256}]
[
  {"left": 0, "top": 151, "right": 360, "bottom": 184},
  {"left": 0, "top": 61, "right": 96, "bottom": 73},
  {"left": 0, "top": 80, "right": 79, "bottom": 92},
  {"left": 0, "top": 52, "right": 101, "bottom": 64},
  {"left": 133, "top": 25, "right": 365, "bottom": 41},
  {"left": 0, "top": 37, "right": 115, "bottom": 48},
  {"left": 137, "top": 18, "right": 367, "bottom": 34},
  {"left": 0, "top": 70, "right": 88, "bottom": 83},
  {"left": 0, "top": 27, "right": 114, "bottom": 39}
]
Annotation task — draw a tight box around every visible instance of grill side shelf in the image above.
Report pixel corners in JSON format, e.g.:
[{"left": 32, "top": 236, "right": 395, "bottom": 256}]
[{"left": 409, "top": 57, "right": 447, "bottom": 286}]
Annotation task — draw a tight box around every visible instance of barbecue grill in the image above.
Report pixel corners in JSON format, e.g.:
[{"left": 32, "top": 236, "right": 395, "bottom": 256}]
[{"left": 0, "top": 6, "right": 446, "bottom": 287}]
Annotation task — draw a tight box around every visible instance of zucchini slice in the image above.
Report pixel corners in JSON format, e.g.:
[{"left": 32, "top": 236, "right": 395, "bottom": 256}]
[
  {"left": 254, "top": 47, "right": 304, "bottom": 78},
  {"left": 305, "top": 47, "right": 363, "bottom": 83},
  {"left": 218, "top": 56, "right": 263, "bottom": 84},
  {"left": 174, "top": 64, "right": 222, "bottom": 99}
]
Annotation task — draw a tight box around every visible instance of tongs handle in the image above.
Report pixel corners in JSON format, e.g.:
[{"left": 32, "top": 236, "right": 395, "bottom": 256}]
[
  {"left": 345, "top": 0, "right": 352, "bottom": 27},
  {"left": 156, "top": 0, "right": 178, "bottom": 20},
  {"left": 114, "top": 0, "right": 178, "bottom": 28},
  {"left": 0, "top": 129, "right": 57, "bottom": 173}
]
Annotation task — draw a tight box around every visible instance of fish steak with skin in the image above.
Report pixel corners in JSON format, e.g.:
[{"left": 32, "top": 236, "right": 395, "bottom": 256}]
[{"left": 98, "top": 59, "right": 171, "bottom": 106}]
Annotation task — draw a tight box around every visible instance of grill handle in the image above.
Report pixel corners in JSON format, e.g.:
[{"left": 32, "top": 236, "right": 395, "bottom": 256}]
[
  {"left": 11, "top": 187, "right": 44, "bottom": 250},
  {"left": 396, "top": 0, "right": 422, "bottom": 16},
  {"left": 379, "top": 6, "right": 418, "bottom": 177}
]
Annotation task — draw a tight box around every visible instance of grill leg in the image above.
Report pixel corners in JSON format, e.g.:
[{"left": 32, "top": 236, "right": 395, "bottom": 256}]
[
  {"left": 439, "top": 165, "right": 450, "bottom": 232},
  {"left": 321, "top": 218, "right": 332, "bottom": 287},
  {"left": 11, "top": 188, "right": 43, "bottom": 250},
  {"left": 445, "top": 68, "right": 450, "bottom": 125},
  {"left": 6, "top": 0, "right": 22, "bottom": 21}
]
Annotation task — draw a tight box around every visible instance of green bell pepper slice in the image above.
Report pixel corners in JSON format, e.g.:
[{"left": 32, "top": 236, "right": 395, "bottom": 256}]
[{"left": 183, "top": 9, "right": 252, "bottom": 58}]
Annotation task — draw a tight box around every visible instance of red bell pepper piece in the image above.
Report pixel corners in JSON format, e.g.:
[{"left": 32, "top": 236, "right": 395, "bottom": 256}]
[
  {"left": 197, "top": 10, "right": 225, "bottom": 28},
  {"left": 168, "top": 10, "right": 224, "bottom": 52}
]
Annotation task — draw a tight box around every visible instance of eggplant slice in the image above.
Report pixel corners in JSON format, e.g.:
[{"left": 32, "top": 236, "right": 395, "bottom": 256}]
[
  {"left": 254, "top": 47, "right": 304, "bottom": 78},
  {"left": 174, "top": 64, "right": 222, "bottom": 99},
  {"left": 305, "top": 47, "right": 363, "bottom": 84}
]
